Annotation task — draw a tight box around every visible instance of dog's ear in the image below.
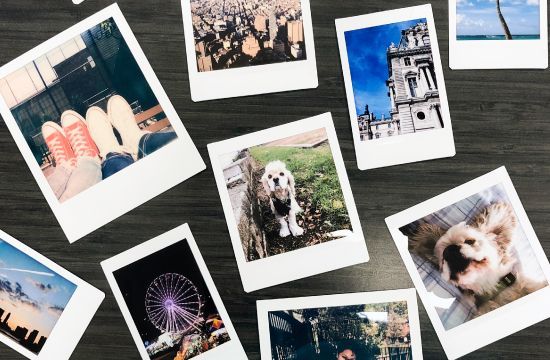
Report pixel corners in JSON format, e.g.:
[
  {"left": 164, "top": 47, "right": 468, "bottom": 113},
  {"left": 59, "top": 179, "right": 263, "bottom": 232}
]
[
  {"left": 471, "top": 202, "right": 516, "bottom": 254},
  {"left": 287, "top": 171, "right": 296, "bottom": 196},
  {"left": 409, "top": 223, "right": 445, "bottom": 266},
  {"left": 261, "top": 174, "right": 271, "bottom": 195}
]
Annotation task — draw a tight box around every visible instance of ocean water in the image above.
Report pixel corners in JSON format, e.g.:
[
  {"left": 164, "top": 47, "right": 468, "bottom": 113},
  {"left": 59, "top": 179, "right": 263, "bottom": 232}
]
[{"left": 457, "top": 35, "right": 540, "bottom": 41}]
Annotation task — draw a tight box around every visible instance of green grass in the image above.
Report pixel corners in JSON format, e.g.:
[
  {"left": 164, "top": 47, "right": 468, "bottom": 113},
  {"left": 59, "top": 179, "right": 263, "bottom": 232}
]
[{"left": 249, "top": 143, "right": 350, "bottom": 228}]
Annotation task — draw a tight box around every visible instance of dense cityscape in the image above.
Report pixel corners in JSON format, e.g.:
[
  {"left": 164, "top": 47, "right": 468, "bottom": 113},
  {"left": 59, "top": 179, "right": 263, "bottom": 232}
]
[
  {"left": 0, "top": 308, "right": 47, "bottom": 354},
  {"left": 191, "top": 0, "right": 306, "bottom": 71}
]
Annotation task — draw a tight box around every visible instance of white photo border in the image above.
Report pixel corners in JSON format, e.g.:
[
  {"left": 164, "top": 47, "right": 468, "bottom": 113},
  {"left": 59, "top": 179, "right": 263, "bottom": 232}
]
[
  {"left": 385, "top": 166, "right": 550, "bottom": 359},
  {"left": 100, "top": 223, "right": 247, "bottom": 360},
  {"left": 0, "top": 3, "right": 206, "bottom": 243},
  {"left": 0, "top": 229, "right": 104, "bottom": 360},
  {"left": 449, "top": 0, "right": 548, "bottom": 69},
  {"left": 336, "top": 4, "right": 455, "bottom": 170},
  {"left": 257, "top": 288, "right": 423, "bottom": 360},
  {"left": 208, "top": 112, "right": 369, "bottom": 292},
  {"left": 180, "top": 0, "right": 318, "bottom": 101}
]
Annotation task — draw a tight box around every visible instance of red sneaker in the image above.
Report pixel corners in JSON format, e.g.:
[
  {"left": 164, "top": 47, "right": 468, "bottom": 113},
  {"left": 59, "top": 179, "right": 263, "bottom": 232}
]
[
  {"left": 42, "top": 121, "right": 76, "bottom": 167},
  {"left": 61, "top": 110, "right": 100, "bottom": 160}
]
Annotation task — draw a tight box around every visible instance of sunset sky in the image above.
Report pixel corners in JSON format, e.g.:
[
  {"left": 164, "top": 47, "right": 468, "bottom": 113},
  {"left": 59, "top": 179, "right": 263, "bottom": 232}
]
[{"left": 0, "top": 239, "right": 76, "bottom": 341}]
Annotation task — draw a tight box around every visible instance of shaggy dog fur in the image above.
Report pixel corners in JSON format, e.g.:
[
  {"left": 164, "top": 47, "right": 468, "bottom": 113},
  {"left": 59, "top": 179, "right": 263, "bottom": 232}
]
[
  {"left": 409, "top": 202, "right": 546, "bottom": 316},
  {"left": 261, "top": 160, "right": 304, "bottom": 238}
]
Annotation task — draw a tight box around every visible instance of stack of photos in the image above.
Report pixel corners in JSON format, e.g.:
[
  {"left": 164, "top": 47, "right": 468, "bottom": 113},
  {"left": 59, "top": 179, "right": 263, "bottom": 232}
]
[
  {"left": 0, "top": 230, "right": 103, "bottom": 359},
  {"left": 0, "top": 4, "right": 205, "bottom": 243},
  {"left": 257, "top": 289, "right": 422, "bottom": 360},
  {"left": 386, "top": 167, "right": 550, "bottom": 359},
  {"left": 449, "top": 0, "right": 548, "bottom": 69},
  {"left": 181, "top": 0, "right": 318, "bottom": 101},
  {"left": 336, "top": 5, "right": 455, "bottom": 170},
  {"left": 101, "top": 224, "right": 246, "bottom": 360},
  {"left": 208, "top": 113, "right": 368, "bottom": 292}
]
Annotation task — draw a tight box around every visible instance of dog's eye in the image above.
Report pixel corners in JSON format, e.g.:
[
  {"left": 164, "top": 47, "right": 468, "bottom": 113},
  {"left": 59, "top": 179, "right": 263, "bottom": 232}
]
[
  {"left": 465, "top": 239, "right": 476, "bottom": 245},
  {"left": 279, "top": 172, "right": 284, "bottom": 176},
  {"left": 267, "top": 175, "right": 272, "bottom": 179}
]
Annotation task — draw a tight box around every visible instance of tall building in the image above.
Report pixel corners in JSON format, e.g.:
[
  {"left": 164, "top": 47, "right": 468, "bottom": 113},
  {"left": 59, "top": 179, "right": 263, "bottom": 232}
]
[
  {"left": 269, "top": 13, "right": 278, "bottom": 41},
  {"left": 242, "top": 35, "right": 261, "bottom": 57},
  {"left": 3, "top": 312, "right": 10, "bottom": 326},
  {"left": 14, "top": 326, "right": 28, "bottom": 341},
  {"left": 37, "top": 336, "right": 47, "bottom": 349},
  {"left": 27, "top": 329, "right": 39, "bottom": 345},
  {"left": 254, "top": 15, "right": 267, "bottom": 32},
  {"left": 287, "top": 20, "right": 304, "bottom": 44},
  {"left": 386, "top": 22, "right": 443, "bottom": 135},
  {"left": 197, "top": 55, "right": 213, "bottom": 72}
]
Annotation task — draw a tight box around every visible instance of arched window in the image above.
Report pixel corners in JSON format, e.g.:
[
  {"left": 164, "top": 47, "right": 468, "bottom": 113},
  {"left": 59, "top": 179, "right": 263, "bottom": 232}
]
[{"left": 404, "top": 57, "right": 411, "bottom": 66}]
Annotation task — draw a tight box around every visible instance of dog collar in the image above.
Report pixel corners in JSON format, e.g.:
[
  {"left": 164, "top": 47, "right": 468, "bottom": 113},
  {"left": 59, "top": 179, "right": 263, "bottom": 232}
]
[
  {"left": 271, "top": 194, "right": 292, "bottom": 216},
  {"left": 477, "top": 272, "right": 516, "bottom": 304}
]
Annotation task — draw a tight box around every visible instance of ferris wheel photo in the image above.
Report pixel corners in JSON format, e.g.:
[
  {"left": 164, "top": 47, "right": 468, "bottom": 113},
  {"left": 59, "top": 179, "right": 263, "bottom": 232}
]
[{"left": 145, "top": 273, "right": 203, "bottom": 334}]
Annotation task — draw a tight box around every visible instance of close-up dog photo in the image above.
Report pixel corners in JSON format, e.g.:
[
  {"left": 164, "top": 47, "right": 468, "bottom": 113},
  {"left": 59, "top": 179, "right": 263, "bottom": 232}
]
[
  {"left": 222, "top": 128, "right": 352, "bottom": 262},
  {"left": 399, "top": 183, "right": 548, "bottom": 330}
]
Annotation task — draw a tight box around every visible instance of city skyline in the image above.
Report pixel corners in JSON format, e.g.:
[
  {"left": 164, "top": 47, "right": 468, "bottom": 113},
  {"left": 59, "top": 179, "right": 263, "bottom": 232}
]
[
  {"left": 191, "top": 0, "right": 306, "bottom": 72},
  {"left": 457, "top": 0, "right": 540, "bottom": 37},
  {"left": 345, "top": 19, "right": 424, "bottom": 118},
  {"left": 0, "top": 239, "right": 76, "bottom": 353}
]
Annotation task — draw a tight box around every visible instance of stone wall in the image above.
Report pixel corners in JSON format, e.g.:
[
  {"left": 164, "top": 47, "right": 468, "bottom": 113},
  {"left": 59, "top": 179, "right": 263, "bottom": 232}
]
[{"left": 225, "top": 152, "right": 267, "bottom": 261}]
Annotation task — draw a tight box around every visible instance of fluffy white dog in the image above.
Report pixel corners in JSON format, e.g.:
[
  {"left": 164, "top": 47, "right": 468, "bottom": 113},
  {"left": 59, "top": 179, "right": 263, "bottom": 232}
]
[
  {"left": 261, "top": 160, "right": 304, "bottom": 238},
  {"left": 409, "top": 202, "right": 546, "bottom": 316}
]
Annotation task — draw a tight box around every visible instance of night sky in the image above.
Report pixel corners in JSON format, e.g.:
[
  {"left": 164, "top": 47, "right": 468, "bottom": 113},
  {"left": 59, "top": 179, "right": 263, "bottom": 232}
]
[{"left": 113, "top": 240, "right": 221, "bottom": 346}]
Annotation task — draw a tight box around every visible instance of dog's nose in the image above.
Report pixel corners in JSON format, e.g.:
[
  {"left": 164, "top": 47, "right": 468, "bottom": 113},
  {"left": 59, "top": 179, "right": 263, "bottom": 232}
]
[
  {"left": 273, "top": 177, "right": 279, "bottom": 183},
  {"left": 443, "top": 244, "right": 470, "bottom": 280}
]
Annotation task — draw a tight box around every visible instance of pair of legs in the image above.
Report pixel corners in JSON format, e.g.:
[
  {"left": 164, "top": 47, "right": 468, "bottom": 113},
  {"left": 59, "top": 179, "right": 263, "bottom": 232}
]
[
  {"left": 276, "top": 210, "right": 304, "bottom": 237},
  {"left": 44, "top": 95, "right": 176, "bottom": 201},
  {"left": 87, "top": 95, "right": 177, "bottom": 178}
]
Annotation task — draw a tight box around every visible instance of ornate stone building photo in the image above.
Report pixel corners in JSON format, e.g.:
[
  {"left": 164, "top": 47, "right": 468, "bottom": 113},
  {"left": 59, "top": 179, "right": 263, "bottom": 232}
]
[{"left": 346, "top": 19, "right": 444, "bottom": 141}]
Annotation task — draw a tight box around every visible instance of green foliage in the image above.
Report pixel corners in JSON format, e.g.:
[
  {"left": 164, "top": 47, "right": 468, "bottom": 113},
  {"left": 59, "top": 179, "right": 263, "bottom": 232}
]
[{"left": 250, "top": 144, "right": 350, "bottom": 229}]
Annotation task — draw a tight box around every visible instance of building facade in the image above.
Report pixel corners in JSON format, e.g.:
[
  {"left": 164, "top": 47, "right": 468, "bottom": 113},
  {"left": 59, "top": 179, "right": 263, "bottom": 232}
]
[{"left": 359, "top": 22, "right": 444, "bottom": 141}]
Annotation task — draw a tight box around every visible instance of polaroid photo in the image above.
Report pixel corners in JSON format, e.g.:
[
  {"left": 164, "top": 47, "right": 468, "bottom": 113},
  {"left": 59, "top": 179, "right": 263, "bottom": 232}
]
[
  {"left": 336, "top": 4, "right": 456, "bottom": 170},
  {"left": 257, "top": 288, "right": 423, "bottom": 360},
  {"left": 101, "top": 224, "right": 247, "bottom": 360},
  {"left": 386, "top": 167, "right": 550, "bottom": 359},
  {"left": 449, "top": 0, "right": 548, "bottom": 69},
  {"left": 0, "top": 3, "right": 205, "bottom": 243},
  {"left": 0, "top": 229, "right": 104, "bottom": 359},
  {"left": 181, "top": 0, "right": 318, "bottom": 101},
  {"left": 208, "top": 113, "right": 368, "bottom": 292}
]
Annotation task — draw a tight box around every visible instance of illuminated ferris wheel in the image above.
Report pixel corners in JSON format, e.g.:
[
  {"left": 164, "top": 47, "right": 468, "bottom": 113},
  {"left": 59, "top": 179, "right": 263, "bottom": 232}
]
[{"left": 145, "top": 273, "right": 203, "bottom": 333}]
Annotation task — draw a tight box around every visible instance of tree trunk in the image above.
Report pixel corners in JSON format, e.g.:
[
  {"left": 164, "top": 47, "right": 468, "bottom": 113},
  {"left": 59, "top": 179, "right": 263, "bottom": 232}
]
[{"left": 496, "top": 0, "right": 513, "bottom": 40}]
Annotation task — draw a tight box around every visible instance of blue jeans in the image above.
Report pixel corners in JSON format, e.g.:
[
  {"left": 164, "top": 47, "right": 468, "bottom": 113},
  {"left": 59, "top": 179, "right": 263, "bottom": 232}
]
[{"left": 102, "top": 131, "right": 177, "bottom": 179}]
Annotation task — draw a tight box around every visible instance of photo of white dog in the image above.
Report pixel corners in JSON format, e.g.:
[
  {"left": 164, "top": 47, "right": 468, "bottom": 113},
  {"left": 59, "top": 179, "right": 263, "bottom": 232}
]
[
  {"left": 261, "top": 160, "right": 304, "bottom": 238},
  {"left": 399, "top": 184, "right": 548, "bottom": 329}
]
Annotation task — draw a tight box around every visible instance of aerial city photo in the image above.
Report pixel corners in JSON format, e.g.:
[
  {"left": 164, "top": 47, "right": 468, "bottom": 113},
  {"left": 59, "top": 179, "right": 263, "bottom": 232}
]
[{"left": 190, "top": 0, "right": 307, "bottom": 72}]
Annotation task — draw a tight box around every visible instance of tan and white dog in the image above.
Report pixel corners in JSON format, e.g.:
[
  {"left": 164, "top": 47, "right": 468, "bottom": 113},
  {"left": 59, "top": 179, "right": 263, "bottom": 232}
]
[
  {"left": 261, "top": 160, "right": 304, "bottom": 238},
  {"left": 409, "top": 202, "right": 546, "bottom": 316}
]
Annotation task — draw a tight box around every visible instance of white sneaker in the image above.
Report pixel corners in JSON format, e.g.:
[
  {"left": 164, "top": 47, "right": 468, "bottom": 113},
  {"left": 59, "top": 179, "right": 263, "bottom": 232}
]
[
  {"left": 86, "top": 106, "right": 124, "bottom": 158},
  {"left": 107, "top": 95, "right": 147, "bottom": 159}
]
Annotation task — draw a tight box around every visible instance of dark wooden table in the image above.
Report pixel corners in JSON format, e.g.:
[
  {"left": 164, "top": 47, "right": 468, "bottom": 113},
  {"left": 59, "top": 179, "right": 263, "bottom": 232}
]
[{"left": 1, "top": 0, "right": 549, "bottom": 359}]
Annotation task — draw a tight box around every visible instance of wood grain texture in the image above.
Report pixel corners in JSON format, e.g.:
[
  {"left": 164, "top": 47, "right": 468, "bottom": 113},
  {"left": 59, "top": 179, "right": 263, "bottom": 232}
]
[{"left": 1, "top": 0, "right": 549, "bottom": 359}]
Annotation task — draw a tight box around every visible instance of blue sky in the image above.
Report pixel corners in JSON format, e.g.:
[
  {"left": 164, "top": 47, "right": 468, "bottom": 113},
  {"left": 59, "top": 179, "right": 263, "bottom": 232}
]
[
  {"left": 457, "top": 0, "right": 540, "bottom": 36},
  {"left": 0, "top": 239, "right": 76, "bottom": 339},
  {"left": 345, "top": 19, "right": 425, "bottom": 117}
]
